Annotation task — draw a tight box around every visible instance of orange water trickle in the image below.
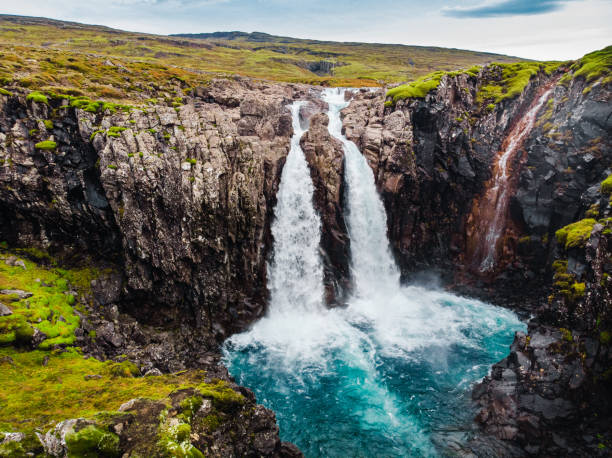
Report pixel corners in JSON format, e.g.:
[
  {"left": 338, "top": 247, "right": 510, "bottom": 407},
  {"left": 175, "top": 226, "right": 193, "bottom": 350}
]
[{"left": 466, "top": 80, "right": 558, "bottom": 274}]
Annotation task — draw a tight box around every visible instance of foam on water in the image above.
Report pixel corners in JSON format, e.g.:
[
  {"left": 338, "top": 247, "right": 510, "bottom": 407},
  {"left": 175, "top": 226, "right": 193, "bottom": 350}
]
[{"left": 224, "top": 93, "right": 525, "bottom": 457}]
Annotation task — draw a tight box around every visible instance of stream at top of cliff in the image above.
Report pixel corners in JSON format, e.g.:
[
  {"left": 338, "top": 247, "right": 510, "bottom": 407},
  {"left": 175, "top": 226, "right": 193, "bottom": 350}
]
[{"left": 223, "top": 89, "right": 526, "bottom": 457}]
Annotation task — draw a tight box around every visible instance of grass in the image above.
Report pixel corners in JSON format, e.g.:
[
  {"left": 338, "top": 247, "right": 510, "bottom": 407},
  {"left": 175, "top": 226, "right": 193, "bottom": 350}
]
[
  {"left": 385, "top": 66, "right": 490, "bottom": 103},
  {"left": 386, "top": 71, "right": 446, "bottom": 103},
  {"left": 0, "top": 14, "right": 522, "bottom": 102},
  {"left": 0, "top": 346, "right": 232, "bottom": 434},
  {"left": 561, "top": 46, "right": 612, "bottom": 86},
  {"left": 0, "top": 248, "right": 246, "bottom": 438},
  {"left": 476, "top": 61, "right": 562, "bottom": 105},
  {"left": 34, "top": 140, "right": 57, "bottom": 150}
]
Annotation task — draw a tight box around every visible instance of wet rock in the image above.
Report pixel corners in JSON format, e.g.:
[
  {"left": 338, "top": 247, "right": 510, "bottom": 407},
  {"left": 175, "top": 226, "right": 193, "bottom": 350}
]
[{"left": 300, "top": 112, "right": 350, "bottom": 305}]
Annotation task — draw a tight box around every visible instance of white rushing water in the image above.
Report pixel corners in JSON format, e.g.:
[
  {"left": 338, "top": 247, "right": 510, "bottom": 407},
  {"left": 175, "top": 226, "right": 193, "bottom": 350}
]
[
  {"left": 266, "top": 101, "right": 325, "bottom": 315},
  {"left": 322, "top": 88, "right": 400, "bottom": 297},
  {"left": 224, "top": 91, "right": 525, "bottom": 457}
]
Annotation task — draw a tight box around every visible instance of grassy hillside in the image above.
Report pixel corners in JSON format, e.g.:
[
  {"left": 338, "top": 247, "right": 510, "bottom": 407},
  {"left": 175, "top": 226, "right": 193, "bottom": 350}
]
[{"left": 0, "top": 14, "right": 522, "bottom": 104}]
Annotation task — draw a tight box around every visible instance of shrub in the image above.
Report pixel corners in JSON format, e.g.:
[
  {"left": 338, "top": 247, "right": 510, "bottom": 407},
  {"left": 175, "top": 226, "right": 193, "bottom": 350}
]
[{"left": 34, "top": 140, "right": 57, "bottom": 150}]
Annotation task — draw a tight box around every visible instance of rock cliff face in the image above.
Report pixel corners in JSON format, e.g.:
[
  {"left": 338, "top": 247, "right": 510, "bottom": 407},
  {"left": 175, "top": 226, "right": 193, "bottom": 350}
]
[
  {"left": 0, "top": 79, "right": 322, "bottom": 345},
  {"left": 1, "top": 60, "right": 610, "bottom": 456},
  {"left": 341, "top": 67, "right": 612, "bottom": 455},
  {"left": 342, "top": 70, "right": 611, "bottom": 305},
  {"left": 300, "top": 110, "right": 350, "bottom": 305}
]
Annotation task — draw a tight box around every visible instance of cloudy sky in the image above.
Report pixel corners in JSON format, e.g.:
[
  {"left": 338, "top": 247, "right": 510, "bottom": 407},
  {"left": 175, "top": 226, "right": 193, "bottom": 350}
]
[{"left": 1, "top": 0, "right": 610, "bottom": 60}]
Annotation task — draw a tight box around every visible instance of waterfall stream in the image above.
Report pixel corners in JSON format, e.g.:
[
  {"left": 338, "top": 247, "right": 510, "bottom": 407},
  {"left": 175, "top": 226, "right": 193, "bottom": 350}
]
[
  {"left": 467, "top": 82, "right": 557, "bottom": 272},
  {"left": 224, "top": 94, "right": 525, "bottom": 457}
]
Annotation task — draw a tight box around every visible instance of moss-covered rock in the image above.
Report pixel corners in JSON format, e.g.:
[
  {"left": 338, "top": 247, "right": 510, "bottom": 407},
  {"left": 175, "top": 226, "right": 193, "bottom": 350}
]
[
  {"left": 555, "top": 218, "right": 597, "bottom": 250},
  {"left": 65, "top": 425, "right": 120, "bottom": 457},
  {"left": 34, "top": 140, "right": 57, "bottom": 150}
]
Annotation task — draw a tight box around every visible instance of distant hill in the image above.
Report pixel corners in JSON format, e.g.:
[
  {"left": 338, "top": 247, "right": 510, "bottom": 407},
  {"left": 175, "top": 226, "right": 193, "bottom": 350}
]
[{"left": 0, "top": 14, "right": 525, "bottom": 102}]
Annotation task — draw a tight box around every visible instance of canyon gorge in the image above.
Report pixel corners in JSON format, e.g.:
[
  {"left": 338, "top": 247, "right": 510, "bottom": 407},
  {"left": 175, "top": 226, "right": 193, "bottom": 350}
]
[{"left": 0, "top": 39, "right": 610, "bottom": 456}]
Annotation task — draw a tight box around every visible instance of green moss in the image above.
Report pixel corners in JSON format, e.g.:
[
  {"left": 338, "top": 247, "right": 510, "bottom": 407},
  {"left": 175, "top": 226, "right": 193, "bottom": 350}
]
[
  {"left": 465, "top": 65, "right": 481, "bottom": 77},
  {"left": 601, "top": 331, "right": 611, "bottom": 345},
  {"left": 555, "top": 218, "right": 597, "bottom": 250},
  {"left": 138, "top": 152, "right": 144, "bottom": 158},
  {"left": 568, "top": 46, "right": 612, "bottom": 84},
  {"left": 147, "top": 129, "right": 157, "bottom": 134},
  {"left": 43, "top": 120, "right": 54, "bottom": 130},
  {"left": 200, "top": 413, "right": 221, "bottom": 431},
  {"left": 65, "top": 425, "right": 120, "bottom": 457},
  {"left": 188, "top": 176, "right": 195, "bottom": 183},
  {"left": 486, "top": 103, "right": 496, "bottom": 112},
  {"left": 34, "top": 140, "right": 57, "bottom": 150},
  {"left": 185, "top": 158, "right": 196, "bottom": 165},
  {"left": 195, "top": 380, "right": 244, "bottom": 410},
  {"left": 586, "top": 203, "right": 600, "bottom": 218},
  {"left": 552, "top": 259, "right": 568, "bottom": 273},
  {"left": 600, "top": 174, "right": 612, "bottom": 195},
  {"left": 0, "top": 87, "right": 11, "bottom": 96},
  {"left": 14, "top": 324, "right": 34, "bottom": 345},
  {"left": 179, "top": 396, "right": 203, "bottom": 423},
  {"left": 0, "top": 251, "right": 99, "bottom": 349},
  {"left": 26, "top": 91, "right": 48, "bottom": 104},
  {"left": 560, "top": 327, "right": 573, "bottom": 342},
  {"left": 476, "top": 62, "right": 559, "bottom": 105},
  {"left": 127, "top": 153, "right": 134, "bottom": 158},
  {"left": 571, "top": 282, "right": 585, "bottom": 298},
  {"left": 28, "top": 128, "right": 39, "bottom": 137},
  {"left": 108, "top": 360, "right": 140, "bottom": 378},
  {"left": 107, "top": 126, "right": 127, "bottom": 138},
  {"left": 107, "top": 164, "right": 117, "bottom": 170},
  {"left": 386, "top": 71, "right": 445, "bottom": 103},
  {"left": 90, "top": 129, "right": 105, "bottom": 141}
]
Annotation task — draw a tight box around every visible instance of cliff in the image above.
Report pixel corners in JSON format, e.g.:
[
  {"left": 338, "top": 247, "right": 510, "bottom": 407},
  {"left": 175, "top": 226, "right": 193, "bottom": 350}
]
[
  {"left": 0, "top": 47, "right": 610, "bottom": 456},
  {"left": 340, "top": 53, "right": 612, "bottom": 455}
]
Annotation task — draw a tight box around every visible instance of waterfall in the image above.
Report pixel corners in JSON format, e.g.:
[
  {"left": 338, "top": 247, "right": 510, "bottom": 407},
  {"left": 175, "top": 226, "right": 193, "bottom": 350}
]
[
  {"left": 224, "top": 91, "right": 525, "bottom": 458},
  {"left": 467, "top": 82, "right": 557, "bottom": 272},
  {"left": 322, "top": 88, "right": 400, "bottom": 296},
  {"left": 267, "top": 101, "right": 325, "bottom": 315}
]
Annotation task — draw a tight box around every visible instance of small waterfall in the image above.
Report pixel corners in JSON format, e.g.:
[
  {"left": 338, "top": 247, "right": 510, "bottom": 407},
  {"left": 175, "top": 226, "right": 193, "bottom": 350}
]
[
  {"left": 467, "top": 82, "right": 557, "bottom": 272},
  {"left": 267, "top": 101, "right": 325, "bottom": 314},
  {"left": 322, "top": 88, "right": 400, "bottom": 296}
]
